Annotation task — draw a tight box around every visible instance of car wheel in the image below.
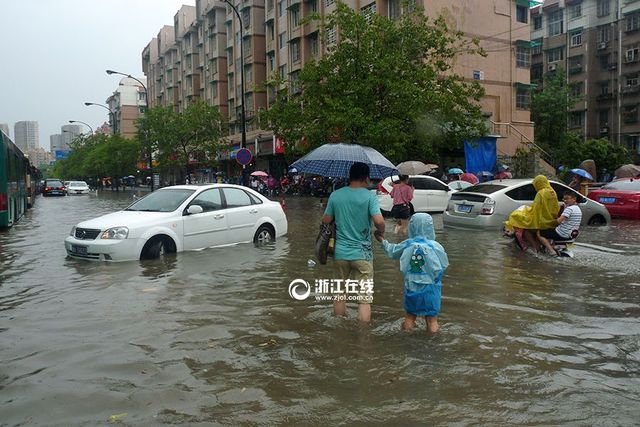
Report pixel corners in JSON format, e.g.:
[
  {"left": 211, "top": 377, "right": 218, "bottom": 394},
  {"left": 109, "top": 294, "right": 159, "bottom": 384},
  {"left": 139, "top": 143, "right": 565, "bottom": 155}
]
[
  {"left": 254, "top": 225, "right": 275, "bottom": 244},
  {"left": 141, "top": 236, "right": 176, "bottom": 260},
  {"left": 588, "top": 214, "right": 607, "bottom": 226}
]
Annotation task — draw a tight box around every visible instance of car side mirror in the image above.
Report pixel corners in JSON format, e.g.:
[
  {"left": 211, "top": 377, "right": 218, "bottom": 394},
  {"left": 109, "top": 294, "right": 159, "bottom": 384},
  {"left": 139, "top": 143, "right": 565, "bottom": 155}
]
[{"left": 187, "top": 205, "right": 204, "bottom": 215}]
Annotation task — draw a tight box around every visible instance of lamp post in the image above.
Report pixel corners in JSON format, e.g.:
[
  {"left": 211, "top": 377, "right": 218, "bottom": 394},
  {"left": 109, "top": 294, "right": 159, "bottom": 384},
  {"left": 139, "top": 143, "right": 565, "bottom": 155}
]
[
  {"left": 223, "top": 0, "right": 248, "bottom": 186},
  {"left": 106, "top": 69, "right": 154, "bottom": 191},
  {"left": 84, "top": 102, "right": 116, "bottom": 135},
  {"left": 68, "top": 120, "right": 94, "bottom": 135}
]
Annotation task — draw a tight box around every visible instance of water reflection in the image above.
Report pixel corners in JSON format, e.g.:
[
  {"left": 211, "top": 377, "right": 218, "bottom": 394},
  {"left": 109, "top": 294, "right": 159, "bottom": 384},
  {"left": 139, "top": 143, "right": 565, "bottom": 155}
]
[{"left": 0, "top": 193, "right": 639, "bottom": 424}]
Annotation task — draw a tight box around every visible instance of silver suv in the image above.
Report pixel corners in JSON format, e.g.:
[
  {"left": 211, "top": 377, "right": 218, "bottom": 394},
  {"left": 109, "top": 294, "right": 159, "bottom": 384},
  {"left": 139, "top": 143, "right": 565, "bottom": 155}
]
[{"left": 443, "top": 179, "right": 611, "bottom": 229}]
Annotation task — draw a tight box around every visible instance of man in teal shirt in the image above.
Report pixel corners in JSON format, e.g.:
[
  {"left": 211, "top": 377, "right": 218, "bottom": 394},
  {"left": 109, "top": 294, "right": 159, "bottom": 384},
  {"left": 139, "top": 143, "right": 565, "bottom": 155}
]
[{"left": 322, "top": 162, "right": 386, "bottom": 322}]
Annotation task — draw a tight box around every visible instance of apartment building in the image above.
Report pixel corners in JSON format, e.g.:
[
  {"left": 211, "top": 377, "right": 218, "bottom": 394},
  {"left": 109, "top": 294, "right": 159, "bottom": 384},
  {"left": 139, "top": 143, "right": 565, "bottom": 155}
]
[
  {"left": 106, "top": 77, "right": 148, "bottom": 139},
  {"left": 14, "top": 121, "right": 39, "bottom": 152},
  {"left": 26, "top": 148, "right": 53, "bottom": 168},
  {"left": 143, "top": 0, "right": 535, "bottom": 169},
  {"left": 531, "top": 0, "right": 640, "bottom": 157}
]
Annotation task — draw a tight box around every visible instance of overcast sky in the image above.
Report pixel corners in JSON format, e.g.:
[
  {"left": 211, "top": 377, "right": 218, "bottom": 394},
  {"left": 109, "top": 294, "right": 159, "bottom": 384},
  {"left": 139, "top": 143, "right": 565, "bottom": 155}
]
[{"left": 0, "top": 0, "right": 193, "bottom": 149}]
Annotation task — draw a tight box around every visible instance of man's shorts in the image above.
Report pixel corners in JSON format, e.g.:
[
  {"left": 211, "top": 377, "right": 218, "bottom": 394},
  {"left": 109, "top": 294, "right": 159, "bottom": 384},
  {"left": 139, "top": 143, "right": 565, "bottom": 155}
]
[
  {"left": 335, "top": 260, "right": 374, "bottom": 304},
  {"left": 391, "top": 204, "right": 411, "bottom": 220},
  {"left": 539, "top": 228, "right": 570, "bottom": 241}
]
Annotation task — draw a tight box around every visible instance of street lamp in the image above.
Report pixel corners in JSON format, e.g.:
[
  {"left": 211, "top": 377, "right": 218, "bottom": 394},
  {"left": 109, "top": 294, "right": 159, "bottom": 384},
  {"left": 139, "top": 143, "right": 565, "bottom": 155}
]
[
  {"left": 223, "top": 0, "right": 248, "bottom": 186},
  {"left": 106, "top": 69, "right": 154, "bottom": 191},
  {"left": 84, "top": 102, "right": 116, "bottom": 134},
  {"left": 68, "top": 120, "right": 94, "bottom": 135}
]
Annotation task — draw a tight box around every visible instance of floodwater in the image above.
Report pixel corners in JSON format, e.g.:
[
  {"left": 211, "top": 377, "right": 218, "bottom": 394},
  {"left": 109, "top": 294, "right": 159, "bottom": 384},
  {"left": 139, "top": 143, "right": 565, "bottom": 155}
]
[{"left": 1, "top": 192, "right": 639, "bottom": 425}]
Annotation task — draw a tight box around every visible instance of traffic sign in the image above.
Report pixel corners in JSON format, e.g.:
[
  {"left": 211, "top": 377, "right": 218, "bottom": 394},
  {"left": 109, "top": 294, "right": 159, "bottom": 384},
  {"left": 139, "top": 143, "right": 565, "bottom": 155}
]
[{"left": 236, "top": 148, "right": 252, "bottom": 166}]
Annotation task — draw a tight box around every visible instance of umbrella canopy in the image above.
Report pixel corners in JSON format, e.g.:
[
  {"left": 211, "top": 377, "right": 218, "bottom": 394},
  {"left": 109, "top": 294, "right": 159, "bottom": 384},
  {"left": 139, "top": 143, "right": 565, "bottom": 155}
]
[
  {"left": 289, "top": 143, "right": 398, "bottom": 179},
  {"left": 425, "top": 164, "right": 439, "bottom": 170},
  {"left": 477, "top": 171, "right": 494, "bottom": 178},
  {"left": 570, "top": 168, "right": 594, "bottom": 180},
  {"left": 614, "top": 164, "right": 640, "bottom": 178},
  {"left": 250, "top": 171, "right": 269, "bottom": 177},
  {"left": 288, "top": 166, "right": 299, "bottom": 174},
  {"left": 396, "top": 161, "right": 432, "bottom": 175},
  {"left": 460, "top": 172, "right": 479, "bottom": 184},
  {"left": 448, "top": 167, "right": 464, "bottom": 175}
]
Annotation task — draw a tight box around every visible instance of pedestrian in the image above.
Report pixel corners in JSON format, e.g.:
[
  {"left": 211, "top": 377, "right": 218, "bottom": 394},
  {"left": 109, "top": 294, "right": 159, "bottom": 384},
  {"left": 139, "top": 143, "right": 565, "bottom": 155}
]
[
  {"left": 322, "top": 162, "right": 386, "bottom": 322},
  {"left": 390, "top": 175, "right": 414, "bottom": 235},
  {"left": 376, "top": 213, "right": 449, "bottom": 332}
]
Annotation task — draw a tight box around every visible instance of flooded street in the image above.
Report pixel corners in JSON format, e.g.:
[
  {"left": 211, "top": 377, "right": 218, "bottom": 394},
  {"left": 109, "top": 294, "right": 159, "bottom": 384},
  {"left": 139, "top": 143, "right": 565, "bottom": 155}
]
[{"left": 1, "top": 192, "right": 640, "bottom": 425}]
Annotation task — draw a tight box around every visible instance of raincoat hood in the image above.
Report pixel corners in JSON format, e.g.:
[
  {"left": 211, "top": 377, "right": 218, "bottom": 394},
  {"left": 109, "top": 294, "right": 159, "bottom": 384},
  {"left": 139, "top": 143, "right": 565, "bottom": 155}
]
[
  {"left": 533, "top": 175, "right": 551, "bottom": 191},
  {"left": 409, "top": 213, "right": 435, "bottom": 241}
]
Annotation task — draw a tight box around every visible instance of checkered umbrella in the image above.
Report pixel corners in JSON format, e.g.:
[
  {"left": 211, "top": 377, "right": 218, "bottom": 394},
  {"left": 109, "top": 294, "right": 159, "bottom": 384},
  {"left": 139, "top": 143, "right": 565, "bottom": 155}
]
[{"left": 289, "top": 143, "right": 398, "bottom": 179}]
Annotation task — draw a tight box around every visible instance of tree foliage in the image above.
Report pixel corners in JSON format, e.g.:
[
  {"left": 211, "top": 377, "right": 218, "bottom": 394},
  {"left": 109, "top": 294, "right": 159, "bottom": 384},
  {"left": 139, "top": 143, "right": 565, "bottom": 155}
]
[
  {"left": 554, "top": 133, "right": 630, "bottom": 174},
  {"left": 136, "top": 100, "right": 224, "bottom": 180},
  {"left": 260, "top": 2, "right": 486, "bottom": 163},
  {"left": 53, "top": 134, "right": 141, "bottom": 180}
]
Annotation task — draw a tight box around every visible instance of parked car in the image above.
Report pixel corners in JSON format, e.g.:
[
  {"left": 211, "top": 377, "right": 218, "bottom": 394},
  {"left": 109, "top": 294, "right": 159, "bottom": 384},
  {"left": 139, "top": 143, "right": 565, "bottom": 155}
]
[
  {"left": 443, "top": 178, "right": 611, "bottom": 229},
  {"left": 447, "top": 180, "right": 473, "bottom": 192},
  {"left": 375, "top": 175, "right": 451, "bottom": 214},
  {"left": 67, "top": 181, "right": 90, "bottom": 195},
  {"left": 587, "top": 178, "right": 640, "bottom": 220},
  {"left": 64, "top": 184, "right": 288, "bottom": 261},
  {"left": 42, "top": 179, "right": 66, "bottom": 197}
]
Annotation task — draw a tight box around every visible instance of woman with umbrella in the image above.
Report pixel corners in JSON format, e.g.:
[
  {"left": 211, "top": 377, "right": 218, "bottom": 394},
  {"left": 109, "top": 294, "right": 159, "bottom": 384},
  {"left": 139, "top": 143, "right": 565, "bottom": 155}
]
[{"left": 568, "top": 168, "right": 593, "bottom": 195}]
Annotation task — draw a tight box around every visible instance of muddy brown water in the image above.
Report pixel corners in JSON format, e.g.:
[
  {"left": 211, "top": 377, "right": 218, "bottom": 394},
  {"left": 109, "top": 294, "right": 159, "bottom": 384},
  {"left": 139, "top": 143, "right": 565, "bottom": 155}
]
[{"left": 1, "top": 192, "right": 639, "bottom": 425}]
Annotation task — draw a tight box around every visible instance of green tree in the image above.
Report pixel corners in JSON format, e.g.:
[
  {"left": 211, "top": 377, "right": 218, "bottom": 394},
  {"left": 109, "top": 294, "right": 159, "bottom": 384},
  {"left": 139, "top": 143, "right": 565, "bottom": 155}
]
[
  {"left": 530, "top": 66, "right": 580, "bottom": 153},
  {"left": 554, "top": 134, "right": 630, "bottom": 175},
  {"left": 137, "top": 100, "right": 224, "bottom": 182},
  {"left": 260, "top": 2, "right": 486, "bottom": 163}
]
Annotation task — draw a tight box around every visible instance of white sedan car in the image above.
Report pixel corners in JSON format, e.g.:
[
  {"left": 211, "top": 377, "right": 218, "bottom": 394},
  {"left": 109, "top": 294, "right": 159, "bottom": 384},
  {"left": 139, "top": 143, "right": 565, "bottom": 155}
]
[
  {"left": 64, "top": 184, "right": 288, "bottom": 261},
  {"left": 67, "top": 181, "right": 90, "bottom": 195},
  {"left": 375, "top": 175, "right": 451, "bottom": 213}
]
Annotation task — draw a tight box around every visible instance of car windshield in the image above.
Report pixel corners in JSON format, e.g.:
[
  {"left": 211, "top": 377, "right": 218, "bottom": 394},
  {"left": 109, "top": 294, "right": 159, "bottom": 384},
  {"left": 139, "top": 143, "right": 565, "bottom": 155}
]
[
  {"left": 458, "top": 183, "right": 507, "bottom": 194},
  {"left": 602, "top": 180, "right": 640, "bottom": 191},
  {"left": 125, "top": 189, "right": 195, "bottom": 212}
]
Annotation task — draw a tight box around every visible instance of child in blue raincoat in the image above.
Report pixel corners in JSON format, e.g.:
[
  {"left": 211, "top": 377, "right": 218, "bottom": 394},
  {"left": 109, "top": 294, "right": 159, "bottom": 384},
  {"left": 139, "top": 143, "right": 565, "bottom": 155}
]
[{"left": 375, "top": 213, "right": 449, "bottom": 332}]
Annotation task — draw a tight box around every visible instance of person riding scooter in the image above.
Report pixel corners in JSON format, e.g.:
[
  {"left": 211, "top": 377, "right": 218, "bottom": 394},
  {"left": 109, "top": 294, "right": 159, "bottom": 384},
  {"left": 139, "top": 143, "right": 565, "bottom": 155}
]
[{"left": 537, "top": 191, "right": 582, "bottom": 256}]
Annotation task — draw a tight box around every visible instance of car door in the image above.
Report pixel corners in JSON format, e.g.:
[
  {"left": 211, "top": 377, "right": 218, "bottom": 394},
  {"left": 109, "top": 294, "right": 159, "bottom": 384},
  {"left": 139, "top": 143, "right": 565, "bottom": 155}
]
[
  {"left": 423, "top": 178, "right": 451, "bottom": 211},
  {"left": 408, "top": 177, "right": 429, "bottom": 212},
  {"left": 222, "top": 187, "right": 261, "bottom": 243},
  {"left": 182, "top": 188, "right": 228, "bottom": 250}
]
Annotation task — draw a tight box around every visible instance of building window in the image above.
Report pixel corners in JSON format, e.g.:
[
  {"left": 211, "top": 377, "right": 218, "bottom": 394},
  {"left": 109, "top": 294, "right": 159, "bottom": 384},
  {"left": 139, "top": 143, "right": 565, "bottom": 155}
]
[
  {"left": 516, "top": 46, "right": 530, "bottom": 68},
  {"left": 243, "top": 38, "right": 251, "bottom": 58},
  {"left": 310, "top": 0, "right": 318, "bottom": 13},
  {"left": 597, "top": 0, "right": 610, "bottom": 17},
  {"left": 290, "top": 71, "right": 301, "bottom": 94},
  {"left": 533, "top": 15, "right": 542, "bottom": 30},
  {"left": 569, "top": 55, "right": 583, "bottom": 74},
  {"left": 290, "top": 39, "right": 301, "bottom": 62},
  {"left": 279, "top": 31, "right": 286, "bottom": 49},
  {"left": 361, "top": 3, "right": 377, "bottom": 23},
  {"left": 324, "top": 0, "right": 334, "bottom": 7},
  {"left": 569, "top": 111, "right": 584, "bottom": 128},
  {"left": 624, "top": 135, "right": 640, "bottom": 154},
  {"left": 278, "top": 0, "right": 284, "bottom": 17},
  {"left": 570, "top": 31, "right": 582, "bottom": 47},
  {"left": 627, "top": 14, "right": 640, "bottom": 32},
  {"left": 267, "top": 23, "right": 274, "bottom": 41},
  {"left": 626, "top": 44, "right": 640, "bottom": 63},
  {"left": 242, "top": 8, "right": 250, "bottom": 28},
  {"left": 389, "top": 0, "right": 401, "bottom": 20},
  {"left": 599, "top": 109, "right": 609, "bottom": 128},
  {"left": 569, "top": 4, "right": 582, "bottom": 19},
  {"left": 623, "top": 105, "right": 638, "bottom": 123},
  {"left": 291, "top": 6, "right": 300, "bottom": 27},
  {"left": 548, "top": 10, "right": 563, "bottom": 37},
  {"left": 245, "top": 66, "right": 253, "bottom": 84},
  {"left": 531, "top": 38, "right": 543, "bottom": 55},
  {"left": 267, "top": 53, "right": 275, "bottom": 72},
  {"left": 597, "top": 26, "right": 610, "bottom": 43},
  {"left": 516, "top": 5, "right": 528, "bottom": 23},
  {"left": 278, "top": 63, "right": 288, "bottom": 78},
  {"left": 516, "top": 88, "right": 530, "bottom": 110},
  {"left": 599, "top": 81, "right": 610, "bottom": 95},
  {"left": 626, "top": 72, "right": 639, "bottom": 87},
  {"left": 309, "top": 32, "right": 319, "bottom": 56},
  {"left": 531, "top": 63, "right": 543, "bottom": 82},
  {"left": 267, "top": 0, "right": 273, "bottom": 12},
  {"left": 547, "top": 47, "right": 564, "bottom": 63},
  {"left": 571, "top": 81, "right": 584, "bottom": 97},
  {"left": 326, "top": 27, "right": 337, "bottom": 45}
]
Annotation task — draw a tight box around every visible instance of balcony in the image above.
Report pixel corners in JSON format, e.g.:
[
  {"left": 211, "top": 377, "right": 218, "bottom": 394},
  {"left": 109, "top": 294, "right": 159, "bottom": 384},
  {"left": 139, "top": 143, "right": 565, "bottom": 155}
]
[
  {"left": 596, "top": 92, "right": 616, "bottom": 101},
  {"left": 608, "top": 62, "right": 618, "bottom": 71},
  {"left": 623, "top": 85, "right": 640, "bottom": 94},
  {"left": 569, "top": 65, "right": 582, "bottom": 75}
]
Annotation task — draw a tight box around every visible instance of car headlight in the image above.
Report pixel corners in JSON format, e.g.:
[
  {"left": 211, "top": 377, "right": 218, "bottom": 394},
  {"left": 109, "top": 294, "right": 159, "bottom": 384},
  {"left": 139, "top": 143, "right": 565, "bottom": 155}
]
[
  {"left": 70, "top": 226, "right": 76, "bottom": 237},
  {"left": 100, "top": 226, "right": 129, "bottom": 240}
]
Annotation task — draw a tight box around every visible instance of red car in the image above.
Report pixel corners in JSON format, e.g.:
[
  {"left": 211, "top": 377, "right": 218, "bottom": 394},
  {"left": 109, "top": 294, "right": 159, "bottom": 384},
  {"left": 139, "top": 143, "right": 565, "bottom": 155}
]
[{"left": 588, "top": 178, "right": 640, "bottom": 219}]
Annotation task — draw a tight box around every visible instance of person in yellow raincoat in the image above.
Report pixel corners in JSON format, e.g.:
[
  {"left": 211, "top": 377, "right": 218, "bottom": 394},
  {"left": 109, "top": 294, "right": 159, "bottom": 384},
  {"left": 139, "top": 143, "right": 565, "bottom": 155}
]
[{"left": 504, "top": 175, "right": 559, "bottom": 251}]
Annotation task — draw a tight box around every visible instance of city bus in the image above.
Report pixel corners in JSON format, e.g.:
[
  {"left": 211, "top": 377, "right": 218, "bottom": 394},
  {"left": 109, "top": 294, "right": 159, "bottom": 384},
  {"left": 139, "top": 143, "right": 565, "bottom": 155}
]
[{"left": 0, "top": 131, "right": 30, "bottom": 228}]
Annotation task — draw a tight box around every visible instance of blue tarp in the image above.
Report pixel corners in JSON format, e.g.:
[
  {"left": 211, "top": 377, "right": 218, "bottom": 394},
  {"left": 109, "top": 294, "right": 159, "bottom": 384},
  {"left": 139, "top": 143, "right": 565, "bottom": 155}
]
[{"left": 464, "top": 137, "right": 497, "bottom": 175}]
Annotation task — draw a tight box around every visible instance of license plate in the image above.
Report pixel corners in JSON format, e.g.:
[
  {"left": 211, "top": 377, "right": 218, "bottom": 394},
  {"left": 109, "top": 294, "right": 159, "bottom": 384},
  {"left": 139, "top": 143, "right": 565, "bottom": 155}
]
[
  {"left": 599, "top": 197, "right": 616, "bottom": 204},
  {"left": 456, "top": 204, "right": 473, "bottom": 213},
  {"left": 75, "top": 191, "right": 83, "bottom": 194},
  {"left": 71, "top": 245, "right": 88, "bottom": 255}
]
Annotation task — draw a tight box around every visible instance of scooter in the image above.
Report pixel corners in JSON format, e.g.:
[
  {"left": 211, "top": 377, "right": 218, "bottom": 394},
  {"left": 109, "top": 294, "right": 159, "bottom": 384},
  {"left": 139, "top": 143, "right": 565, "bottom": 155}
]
[{"left": 504, "top": 228, "right": 579, "bottom": 258}]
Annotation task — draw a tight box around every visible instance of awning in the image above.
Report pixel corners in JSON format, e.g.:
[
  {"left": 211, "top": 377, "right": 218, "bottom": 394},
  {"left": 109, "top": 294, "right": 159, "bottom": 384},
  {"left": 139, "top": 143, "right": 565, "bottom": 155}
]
[{"left": 514, "top": 82, "right": 538, "bottom": 90}]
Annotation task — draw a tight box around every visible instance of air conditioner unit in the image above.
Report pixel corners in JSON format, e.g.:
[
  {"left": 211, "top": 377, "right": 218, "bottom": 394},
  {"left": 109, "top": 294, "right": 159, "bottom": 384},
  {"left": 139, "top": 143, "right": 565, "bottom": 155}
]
[
  {"left": 548, "top": 63, "right": 557, "bottom": 71},
  {"left": 598, "top": 42, "right": 607, "bottom": 50}
]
